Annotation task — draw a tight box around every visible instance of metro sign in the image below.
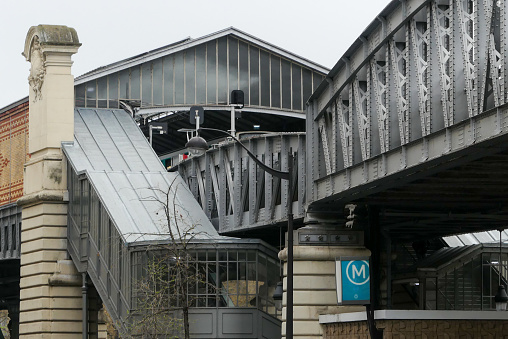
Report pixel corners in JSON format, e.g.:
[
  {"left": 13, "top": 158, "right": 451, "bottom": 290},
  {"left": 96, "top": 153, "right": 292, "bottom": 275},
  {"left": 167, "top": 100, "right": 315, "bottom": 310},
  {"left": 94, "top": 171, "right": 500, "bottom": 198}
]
[{"left": 335, "top": 256, "right": 370, "bottom": 305}]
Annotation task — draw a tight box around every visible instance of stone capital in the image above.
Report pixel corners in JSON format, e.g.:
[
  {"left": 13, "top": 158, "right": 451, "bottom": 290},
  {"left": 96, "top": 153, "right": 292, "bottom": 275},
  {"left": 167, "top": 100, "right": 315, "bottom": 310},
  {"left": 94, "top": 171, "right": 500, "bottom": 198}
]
[
  {"left": 22, "top": 25, "right": 80, "bottom": 62},
  {"left": 23, "top": 25, "right": 80, "bottom": 105}
]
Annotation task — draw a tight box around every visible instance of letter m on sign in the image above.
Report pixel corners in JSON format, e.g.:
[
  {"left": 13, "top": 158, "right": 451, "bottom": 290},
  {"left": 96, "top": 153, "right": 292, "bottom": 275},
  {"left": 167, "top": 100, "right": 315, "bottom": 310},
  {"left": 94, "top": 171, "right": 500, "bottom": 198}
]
[
  {"left": 353, "top": 264, "right": 365, "bottom": 279},
  {"left": 335, "top": 257, "right": 370, "bottom": 305}
]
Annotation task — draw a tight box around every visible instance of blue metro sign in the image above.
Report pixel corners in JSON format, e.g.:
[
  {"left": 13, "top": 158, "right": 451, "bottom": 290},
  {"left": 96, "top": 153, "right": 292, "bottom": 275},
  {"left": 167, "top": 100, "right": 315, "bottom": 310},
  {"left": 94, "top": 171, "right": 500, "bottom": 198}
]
[{"left": 335, "top": 256, "right": 370, "bottom": 305}]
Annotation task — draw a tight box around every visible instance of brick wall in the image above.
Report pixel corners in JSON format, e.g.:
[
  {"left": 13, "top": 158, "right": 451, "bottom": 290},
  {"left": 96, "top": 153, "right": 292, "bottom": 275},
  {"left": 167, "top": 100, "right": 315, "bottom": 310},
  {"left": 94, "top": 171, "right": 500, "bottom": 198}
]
[
  {"left": 0, "top": 100, "right": 29, "bottom": 206},
  {"left": 323, "top": 319, "right": 508, "bottom": 338}
]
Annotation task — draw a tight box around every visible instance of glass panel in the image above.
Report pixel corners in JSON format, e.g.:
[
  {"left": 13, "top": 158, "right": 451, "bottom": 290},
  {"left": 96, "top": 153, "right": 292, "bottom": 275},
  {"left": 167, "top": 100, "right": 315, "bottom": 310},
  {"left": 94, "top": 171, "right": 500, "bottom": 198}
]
[
  {"left": 174, "top": 52, "right": 184, "bottom": 104},
  {"left": 206, "top": 41, "right": 217, "bottom": 104},
  {"left": 249, "top": 47, "right": 259, "bottom": 106},
  {"left": 97, "top": 77, "right": 107, "bottom": 108},
  {"left": 292, "top": 64, "right": 302, "bottom": 110},
  {"left": 217, "top": 37, "right": 228, "bottom": 104},
  {"left": 228, "top": 251, "right": 237, "bottom": 261},
  {"left": 247, "top": 251, "right": 256, "bottom": 261},
  {"left": 108, "top": 73, "right": 119, "bottom": 108},
  {"left": 142, "top": 63, "right": 152, "bottom": 106},
  {"left": 260, "top": 50, "right": 270, "bottom": 107},
  {"left": 302, "top": 67, "right": 313, "bottom": 104},
  {"left": 197, "top": 251, "right": 207, "bottom": 261},
  {"left": 185, "top": 48, "right": 195, "bottom": 104},
  {"left": 153, "top": 59, "right": 163, "bottom": 106},
  {"left": 313, "top": 72, "right": 324, "bottom": 92},
  {"left": 119, "top": 69, "right": 130, "bottom": 99},
  {"left": 271, "top": 55, "right": 281, "bottom": 108},
  {"left": 75, "top": 84, "right": 85, "bottom": 107},
  {"left": 266, "top": 256, "right": 280, "bottom": 317},
  {"left": 281, "top": 59, "right": 291, "bottom": 109},
  {"left": 239, "top": 41, "right": 249, "bottom": 105},
  {"left": 228, "top": 37, "right": 238, "bottom": 92},
  {"left": 86, "top": 81, "right": 96, "bottom": 108},
  {"left": 238, "top": 251, "right": 246, "bottom": 261},
  {"left": 196, "top": 44, "right": 206, "bottom": 104},
  {"left": 130, "top": 66, "right": 140, "bottom": 100},
  {"left": 163, "top": 55, "right": 174, "bottom": 105},
  {"left": 208, "top": 250, "right": 217, "bottom": 261}
]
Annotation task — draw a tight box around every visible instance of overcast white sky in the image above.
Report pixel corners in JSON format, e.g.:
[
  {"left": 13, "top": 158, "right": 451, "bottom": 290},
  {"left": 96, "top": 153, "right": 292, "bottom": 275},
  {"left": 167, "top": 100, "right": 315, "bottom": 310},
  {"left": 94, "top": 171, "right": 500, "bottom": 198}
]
[{"left": 0, "top": 0, "right": 391, "bottom": 109}]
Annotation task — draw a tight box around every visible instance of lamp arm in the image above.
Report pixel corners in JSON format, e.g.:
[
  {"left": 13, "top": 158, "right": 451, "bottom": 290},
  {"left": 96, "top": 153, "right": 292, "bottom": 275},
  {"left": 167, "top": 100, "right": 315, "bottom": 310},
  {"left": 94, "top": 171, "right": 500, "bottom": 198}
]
[{"left": 198, "top": 127, "right": 290, "bottom": 180}]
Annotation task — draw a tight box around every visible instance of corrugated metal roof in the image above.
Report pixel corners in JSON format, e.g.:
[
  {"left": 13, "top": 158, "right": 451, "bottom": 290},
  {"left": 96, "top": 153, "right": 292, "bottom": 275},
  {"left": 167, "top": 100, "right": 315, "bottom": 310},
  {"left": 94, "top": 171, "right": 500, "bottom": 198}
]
[
  {"left": 63, "top": 108, "right": 224, "bottom": 242},
  {"left": 66, "top": 108, "right": 165, "bottom": 172}
]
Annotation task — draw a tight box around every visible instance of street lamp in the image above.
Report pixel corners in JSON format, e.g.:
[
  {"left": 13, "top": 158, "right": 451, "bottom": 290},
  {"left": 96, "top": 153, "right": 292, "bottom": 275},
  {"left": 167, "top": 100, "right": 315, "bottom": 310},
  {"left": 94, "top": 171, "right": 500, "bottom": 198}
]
[
  {"left": 185, "top": 127, "right": 294, "bottom": 338},
  {"left": 185, "top": 134, "right": 208, "bottom": 156}
]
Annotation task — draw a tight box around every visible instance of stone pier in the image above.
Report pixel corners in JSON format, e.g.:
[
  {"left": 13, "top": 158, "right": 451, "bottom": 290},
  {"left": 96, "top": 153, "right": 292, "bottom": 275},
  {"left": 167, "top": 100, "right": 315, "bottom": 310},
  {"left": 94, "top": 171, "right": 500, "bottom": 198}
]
[
  {"left": 18, "top": 25, "right": 82, "bottom": 338},
  {"left": 279, "top": 225, "right": 371, "bottom": 338}
]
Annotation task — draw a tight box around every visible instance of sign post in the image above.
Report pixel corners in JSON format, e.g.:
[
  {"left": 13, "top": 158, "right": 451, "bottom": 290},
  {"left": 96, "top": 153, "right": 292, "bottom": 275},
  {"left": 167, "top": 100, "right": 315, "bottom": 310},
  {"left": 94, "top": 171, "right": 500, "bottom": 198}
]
[{"left": 336, "top": 256, "right": 370, "bottom": 305}]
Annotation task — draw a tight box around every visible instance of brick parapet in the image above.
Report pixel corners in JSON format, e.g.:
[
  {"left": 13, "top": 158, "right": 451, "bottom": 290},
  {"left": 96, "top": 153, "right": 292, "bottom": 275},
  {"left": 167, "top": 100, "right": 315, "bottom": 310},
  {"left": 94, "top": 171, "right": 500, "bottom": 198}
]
[
  {"left": 323, "top": 319, "right": 508, "bottom": 338},
  {"left": 0, "top": 99, "right": 29, "bottom": 207}
]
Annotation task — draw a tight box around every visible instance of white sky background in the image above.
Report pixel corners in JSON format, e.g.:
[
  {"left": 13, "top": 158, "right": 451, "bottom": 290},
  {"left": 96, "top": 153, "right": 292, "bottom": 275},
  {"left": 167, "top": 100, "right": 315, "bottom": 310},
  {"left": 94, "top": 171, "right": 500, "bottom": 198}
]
[{"left": 0, "top": 0, "right": 391, "bottom": 109}]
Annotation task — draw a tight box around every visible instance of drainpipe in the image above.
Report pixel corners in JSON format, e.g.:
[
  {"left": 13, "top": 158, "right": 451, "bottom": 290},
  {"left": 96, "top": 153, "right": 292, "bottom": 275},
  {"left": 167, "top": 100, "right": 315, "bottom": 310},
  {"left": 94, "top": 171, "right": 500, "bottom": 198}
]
[{"left": 82, "top": 273, "right": 88, "bottom": 339}]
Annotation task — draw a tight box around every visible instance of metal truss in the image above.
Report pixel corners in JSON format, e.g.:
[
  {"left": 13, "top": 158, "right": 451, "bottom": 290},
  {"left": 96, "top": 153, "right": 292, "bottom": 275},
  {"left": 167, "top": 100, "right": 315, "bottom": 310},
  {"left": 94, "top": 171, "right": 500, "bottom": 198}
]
[
  {"left": 318, "top": 111, "right": 333, "bottom": 175},
  {"left": 432, "top": 1, "right": 454, "bottom": 127},
  {"left": 390, "top": 38, "right": 410, "bottom": 145},
  {"left": 481, "top": 0, "right": 504, "bottom": 109},
  {"left": 411, "top": 15, "right": 431, "bottom": 136},
  {"left": 457, "top": 0, "right": 478, "bottom": 117},
  {"left": 337, "top": 97, "right": 353, "bottom": 168},
  {"left": 309, "top": 0, "right": 508, "bottom": 203},
  {"left": 179, "top": 134, "right": 305, "bottom": 233},
  {"left": 371, "top": 58, "right": 390, "bottom": 153},
  {"left": 353, "top": 75, "right": 371, "bottom": 161}
]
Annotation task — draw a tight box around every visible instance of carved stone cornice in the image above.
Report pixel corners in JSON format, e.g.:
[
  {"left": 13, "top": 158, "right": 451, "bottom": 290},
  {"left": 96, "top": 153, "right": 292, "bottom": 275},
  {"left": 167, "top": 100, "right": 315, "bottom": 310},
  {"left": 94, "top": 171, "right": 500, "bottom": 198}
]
[{"left": 22, "top": 25, "right": 81, "bottom": 102}]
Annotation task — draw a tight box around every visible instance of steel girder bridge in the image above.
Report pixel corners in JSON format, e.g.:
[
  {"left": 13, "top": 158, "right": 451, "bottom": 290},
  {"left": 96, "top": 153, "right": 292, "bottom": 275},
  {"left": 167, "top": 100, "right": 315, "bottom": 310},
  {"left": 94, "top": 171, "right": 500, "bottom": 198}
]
[
  {"left": 177, "top": 1, "right": 508, "bottom": 314},
  {"left": 178, "top": 0, "right": 508, "bottom": 244},
  {"left": 304, "top": 0, "right": 508, "bottom": 242}
]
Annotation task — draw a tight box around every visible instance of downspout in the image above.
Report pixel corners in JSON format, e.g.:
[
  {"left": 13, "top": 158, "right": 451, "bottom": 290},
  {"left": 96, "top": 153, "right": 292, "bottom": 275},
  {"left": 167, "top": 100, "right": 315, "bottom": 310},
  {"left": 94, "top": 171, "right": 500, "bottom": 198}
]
[{"left": 82, "top": 273, "right": 88, "bottom": 339}]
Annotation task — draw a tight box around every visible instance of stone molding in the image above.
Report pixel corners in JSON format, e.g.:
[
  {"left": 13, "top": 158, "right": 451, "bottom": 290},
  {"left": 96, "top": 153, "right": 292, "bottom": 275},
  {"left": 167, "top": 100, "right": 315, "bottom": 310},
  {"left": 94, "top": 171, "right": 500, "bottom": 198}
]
[
  {"left": 17, "top": 189, "right": 66, "bottom": 207},
  {"left": 279, "top": 245, "right": 371, "bottom": 261}
]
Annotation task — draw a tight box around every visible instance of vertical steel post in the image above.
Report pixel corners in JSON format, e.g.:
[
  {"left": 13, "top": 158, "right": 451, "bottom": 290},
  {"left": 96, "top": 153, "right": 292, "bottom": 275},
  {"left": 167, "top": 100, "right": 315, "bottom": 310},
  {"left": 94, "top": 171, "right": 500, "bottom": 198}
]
[
  {"left": 149, "top": 125, "right": 153, "bottom": 146},
  {"left": 286, "top": 151, "right": 293, "bottom": 339},
  {"left": 230, "top": 105, "right": 236, "bottom": 138}
]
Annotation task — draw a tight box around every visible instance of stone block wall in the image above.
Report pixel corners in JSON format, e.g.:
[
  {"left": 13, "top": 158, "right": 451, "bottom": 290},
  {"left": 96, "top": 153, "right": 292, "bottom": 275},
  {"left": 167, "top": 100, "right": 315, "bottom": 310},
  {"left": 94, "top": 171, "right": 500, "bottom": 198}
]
[{"left": 323, "top": 319, "right": 508, "bottom": 338}]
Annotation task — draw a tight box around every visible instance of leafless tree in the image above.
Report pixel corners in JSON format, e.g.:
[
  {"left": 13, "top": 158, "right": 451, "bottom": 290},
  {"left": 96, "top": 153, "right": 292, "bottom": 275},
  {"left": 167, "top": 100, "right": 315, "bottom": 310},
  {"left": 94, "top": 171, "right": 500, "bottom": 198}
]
[
  {"left": 0, "top": 310, "right": 10, "bottom": 339},
  {"left": 126, "top": 177, "right": 216, "bottom": 339}
]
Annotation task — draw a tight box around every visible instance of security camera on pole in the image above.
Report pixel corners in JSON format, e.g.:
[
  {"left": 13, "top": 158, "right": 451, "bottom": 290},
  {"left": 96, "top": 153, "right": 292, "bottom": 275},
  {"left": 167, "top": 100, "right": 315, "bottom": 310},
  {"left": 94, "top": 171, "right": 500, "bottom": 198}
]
[
  {"left": 186, "top": 90, "right": 245, "bottom": 156},
  {"left": 229, "top": 90, "right": 244, "bottom": 137}
]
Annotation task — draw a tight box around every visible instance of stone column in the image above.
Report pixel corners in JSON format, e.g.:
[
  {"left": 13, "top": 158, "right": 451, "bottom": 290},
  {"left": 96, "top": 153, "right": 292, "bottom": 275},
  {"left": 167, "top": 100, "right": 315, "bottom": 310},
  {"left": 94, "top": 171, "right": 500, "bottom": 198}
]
[
  {"left": 17, "top": 25, "right": 81, "bottom": 338},
  {"left": 279, "top": 225, "right": 371, "bottom": 338}
]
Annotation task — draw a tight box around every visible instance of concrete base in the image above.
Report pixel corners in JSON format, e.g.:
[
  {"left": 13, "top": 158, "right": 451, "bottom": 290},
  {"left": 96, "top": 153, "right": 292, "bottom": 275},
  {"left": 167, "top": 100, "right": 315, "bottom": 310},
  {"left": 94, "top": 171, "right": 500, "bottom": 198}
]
[{"left": 279, "top": 245, "right": 371, "bottom": 338}]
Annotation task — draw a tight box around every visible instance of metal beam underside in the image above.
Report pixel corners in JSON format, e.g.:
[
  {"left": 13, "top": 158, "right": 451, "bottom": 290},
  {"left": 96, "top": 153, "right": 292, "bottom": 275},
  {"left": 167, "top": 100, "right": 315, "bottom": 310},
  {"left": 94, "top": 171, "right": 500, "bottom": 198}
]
[{"left": 312, "top": 105, "right": 508, "bottom": 242}]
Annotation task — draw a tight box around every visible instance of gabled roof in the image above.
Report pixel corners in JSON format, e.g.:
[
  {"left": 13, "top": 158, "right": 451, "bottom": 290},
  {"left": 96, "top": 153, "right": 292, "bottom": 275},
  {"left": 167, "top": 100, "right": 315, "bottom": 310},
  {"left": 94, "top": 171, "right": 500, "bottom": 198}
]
[
  {"left": 75, "top": 27, "right": 328, "bottom": 85},
  {"left": 63, "top": 108, "right": 223, "bottom": 242}
]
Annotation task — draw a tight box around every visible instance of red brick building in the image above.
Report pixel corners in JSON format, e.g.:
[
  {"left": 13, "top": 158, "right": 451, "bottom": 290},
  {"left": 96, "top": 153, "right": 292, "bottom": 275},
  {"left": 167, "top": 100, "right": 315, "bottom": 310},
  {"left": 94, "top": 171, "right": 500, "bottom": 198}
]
[{"left": 0, "top": 98, "right": 29, "bottom": 206}]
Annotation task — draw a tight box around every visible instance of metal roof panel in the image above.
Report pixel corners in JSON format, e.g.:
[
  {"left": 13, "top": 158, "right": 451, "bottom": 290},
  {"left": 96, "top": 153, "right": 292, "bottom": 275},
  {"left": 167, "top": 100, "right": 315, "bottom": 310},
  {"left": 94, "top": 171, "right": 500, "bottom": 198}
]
[{"left": 63, "top": 108, "right": 223, "bottom": 244}]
